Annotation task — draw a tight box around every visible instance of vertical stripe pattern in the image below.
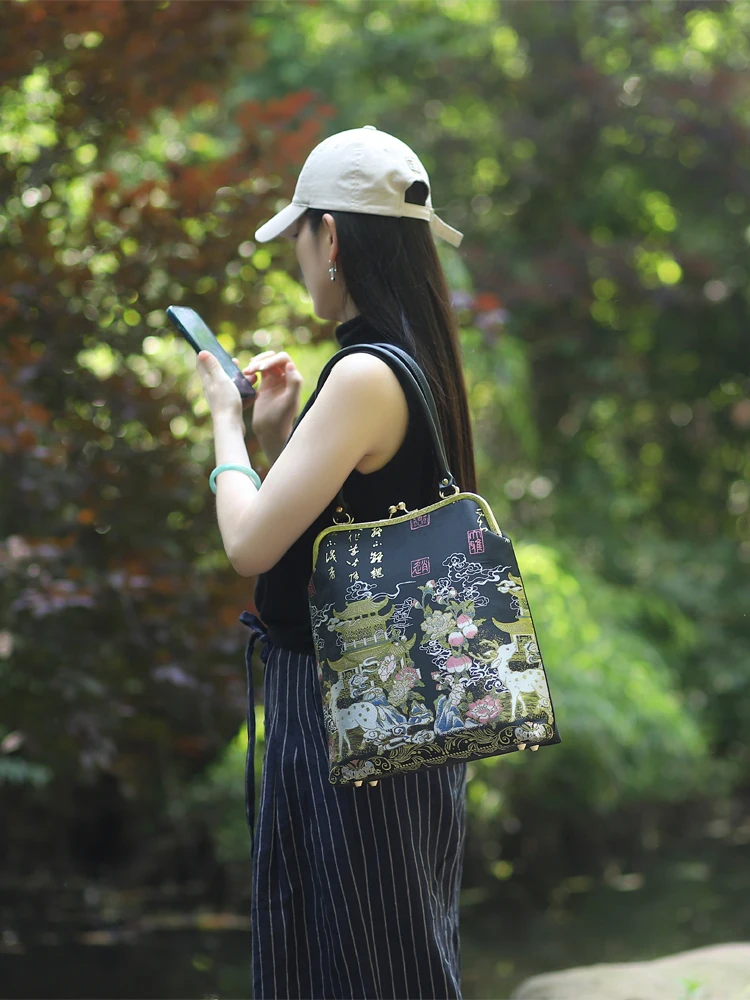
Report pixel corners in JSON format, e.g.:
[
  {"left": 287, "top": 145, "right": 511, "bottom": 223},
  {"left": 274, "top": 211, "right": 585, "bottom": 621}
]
[{"left": 240, "top": 612, "right": 467, "bottom": 1000}]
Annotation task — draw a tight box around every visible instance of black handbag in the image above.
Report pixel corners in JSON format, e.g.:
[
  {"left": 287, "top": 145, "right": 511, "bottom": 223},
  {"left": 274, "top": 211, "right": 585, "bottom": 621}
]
[{"left": 307, "top": 342, "right": 561, "bottom": 787}]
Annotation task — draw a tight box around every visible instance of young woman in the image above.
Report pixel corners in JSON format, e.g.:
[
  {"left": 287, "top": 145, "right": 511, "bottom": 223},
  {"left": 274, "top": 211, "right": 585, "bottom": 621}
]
[{"left": 196, "top": 126, "right": 477, "bottom": 1000}]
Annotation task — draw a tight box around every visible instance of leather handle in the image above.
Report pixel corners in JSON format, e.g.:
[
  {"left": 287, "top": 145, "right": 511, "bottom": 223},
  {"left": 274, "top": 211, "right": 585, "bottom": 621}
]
[{"left": 310, "top": 342, "right": 459, "bottom": 520}]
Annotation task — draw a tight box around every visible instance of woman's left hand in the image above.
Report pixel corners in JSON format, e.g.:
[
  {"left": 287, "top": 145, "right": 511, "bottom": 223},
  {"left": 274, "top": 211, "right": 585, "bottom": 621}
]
[{"left": 196, "top": 350, "right": 246, "bottom": 421}]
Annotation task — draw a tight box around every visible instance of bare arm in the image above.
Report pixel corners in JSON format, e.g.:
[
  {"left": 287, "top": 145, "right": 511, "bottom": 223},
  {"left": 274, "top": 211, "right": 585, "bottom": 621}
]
[
  {"left": 219, "top": 353, "right": 405, "bottom": 578},
  {"left": 256, "top": 426, "right": 292, "bottom": 467}
]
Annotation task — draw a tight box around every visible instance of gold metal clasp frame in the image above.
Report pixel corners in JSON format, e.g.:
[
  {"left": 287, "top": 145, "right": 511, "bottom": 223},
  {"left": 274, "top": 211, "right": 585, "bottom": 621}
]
[
  {"left": 388, "top": 501, "right": 415, "bottom": 519},
  {"left": 438, "top": 478, "right": 460, "bottom": 499},
  {"left": 332, "top": 505, "right": 354, "bottom": 525}
]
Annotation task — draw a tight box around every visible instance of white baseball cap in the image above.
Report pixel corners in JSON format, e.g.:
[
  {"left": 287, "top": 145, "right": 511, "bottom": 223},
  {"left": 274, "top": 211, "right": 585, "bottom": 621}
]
[{"left": 254, "top": 125, "right": 464, "bottom": 248}]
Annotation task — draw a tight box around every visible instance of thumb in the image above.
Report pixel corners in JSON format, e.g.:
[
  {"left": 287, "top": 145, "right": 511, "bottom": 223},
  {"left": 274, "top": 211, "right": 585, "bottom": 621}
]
[{"left": 198, "top": 350, "right": 216, "bottom": 368}]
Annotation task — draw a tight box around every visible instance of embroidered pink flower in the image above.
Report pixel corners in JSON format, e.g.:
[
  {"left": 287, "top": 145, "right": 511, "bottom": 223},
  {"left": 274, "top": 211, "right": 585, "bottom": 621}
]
[
  {"left": 445, "top": 653, "right": 472, "bottom": 672},
  {"left": 448, "top": 630, "right": 465, "bottom": 647},
  {"left": 394, "top": 664, "right": 419, "bottom": 688},
  {"left": 467, "top": 695, "right": 501, "bottom": 724},
  {"left": 456, "top": 613, "right": 478, "bottom": 639}
]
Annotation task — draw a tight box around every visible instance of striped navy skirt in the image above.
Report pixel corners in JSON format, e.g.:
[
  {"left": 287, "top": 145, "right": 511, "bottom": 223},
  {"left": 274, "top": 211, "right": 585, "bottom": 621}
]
[{"left": 240, "top": 610, "right": 468, "bottom": 1000}]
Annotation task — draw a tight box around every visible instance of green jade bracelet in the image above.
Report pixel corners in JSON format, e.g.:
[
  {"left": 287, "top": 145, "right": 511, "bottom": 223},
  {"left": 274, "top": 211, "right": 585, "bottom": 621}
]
[{"left": 209, "top": 463, "right": 262, "bottom": 494}]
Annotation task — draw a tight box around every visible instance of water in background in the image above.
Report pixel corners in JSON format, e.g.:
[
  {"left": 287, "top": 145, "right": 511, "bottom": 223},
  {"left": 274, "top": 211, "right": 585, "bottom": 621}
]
[{"left": 1, "top": 838, "right": 748, "bottom": 999}]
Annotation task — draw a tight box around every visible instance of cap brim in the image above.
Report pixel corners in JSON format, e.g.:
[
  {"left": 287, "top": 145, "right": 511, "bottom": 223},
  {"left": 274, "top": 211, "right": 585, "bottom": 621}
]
[{"left": 254, "top": 202, "right": 308, "bottom": 243}]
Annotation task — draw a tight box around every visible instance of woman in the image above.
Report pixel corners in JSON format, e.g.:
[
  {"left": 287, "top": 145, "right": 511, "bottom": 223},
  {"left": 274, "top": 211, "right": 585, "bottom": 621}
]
[{"left": 196, "top": 126, "right": 478, "bottom": 1000}]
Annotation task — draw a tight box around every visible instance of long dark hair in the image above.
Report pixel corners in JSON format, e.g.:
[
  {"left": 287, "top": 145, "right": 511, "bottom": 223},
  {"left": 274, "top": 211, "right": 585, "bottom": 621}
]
[{"left": 302, "top": 180, "right": 477, "bottom": 496}]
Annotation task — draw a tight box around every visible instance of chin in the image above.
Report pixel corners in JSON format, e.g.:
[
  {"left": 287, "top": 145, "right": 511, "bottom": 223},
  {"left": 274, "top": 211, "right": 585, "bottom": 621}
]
[{"left": 314, "top": 303, "right": 335, "bottom": 323}]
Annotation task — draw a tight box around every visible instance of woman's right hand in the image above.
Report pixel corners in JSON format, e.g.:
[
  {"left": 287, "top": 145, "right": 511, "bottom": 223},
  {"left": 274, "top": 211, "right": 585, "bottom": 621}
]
[{"left": 232, "top": 351, "right": 304, "bottom": 441}]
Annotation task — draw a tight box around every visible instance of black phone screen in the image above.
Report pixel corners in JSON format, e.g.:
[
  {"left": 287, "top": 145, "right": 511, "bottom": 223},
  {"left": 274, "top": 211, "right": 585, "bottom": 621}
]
[{"left": 166, "top": 305, "right": 255, "bottom": 400}]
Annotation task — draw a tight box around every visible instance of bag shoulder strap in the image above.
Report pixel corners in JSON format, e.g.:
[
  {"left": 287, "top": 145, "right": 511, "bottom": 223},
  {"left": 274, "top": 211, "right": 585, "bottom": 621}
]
[
  {"left": 368, "top": 342, "right": 444, "bottom": 437},
  {"left": 312, "top": 342, "right": 459, "bottom": 520}
]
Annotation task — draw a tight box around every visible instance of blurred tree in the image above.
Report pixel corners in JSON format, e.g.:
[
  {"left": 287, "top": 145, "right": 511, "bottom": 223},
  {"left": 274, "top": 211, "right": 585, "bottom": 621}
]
[{"left": 0, "top": 0, "right": 335, "bottom": 874}]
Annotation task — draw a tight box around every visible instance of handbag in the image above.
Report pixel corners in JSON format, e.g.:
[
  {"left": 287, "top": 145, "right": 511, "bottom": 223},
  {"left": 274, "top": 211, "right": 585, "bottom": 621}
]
[{"left": 307, "top": 342, "right": 561, "bottom": 787}]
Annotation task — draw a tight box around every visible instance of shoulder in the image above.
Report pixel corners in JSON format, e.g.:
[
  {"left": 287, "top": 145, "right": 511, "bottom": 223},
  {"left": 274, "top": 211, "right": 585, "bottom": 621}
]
[{"left": 321, "top": 350, "right": 409, "bottom": 409}]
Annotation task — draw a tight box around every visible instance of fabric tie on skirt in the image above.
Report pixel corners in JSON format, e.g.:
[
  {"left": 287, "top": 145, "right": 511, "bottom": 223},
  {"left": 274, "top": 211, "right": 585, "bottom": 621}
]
[{"left": 238, "top": 609, "right": 273, "bottom": 860}]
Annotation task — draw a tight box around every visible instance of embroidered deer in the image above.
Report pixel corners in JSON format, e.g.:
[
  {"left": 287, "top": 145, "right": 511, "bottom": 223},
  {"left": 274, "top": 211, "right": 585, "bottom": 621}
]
[
  {"left": 330, "top": 675, "right": 380, "bottom": 756},
  {"left": 503, "top": 668, "right": 550, "bottom": 721}
]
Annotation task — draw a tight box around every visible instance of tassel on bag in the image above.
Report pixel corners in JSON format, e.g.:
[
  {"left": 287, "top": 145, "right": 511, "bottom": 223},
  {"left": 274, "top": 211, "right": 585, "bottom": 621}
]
[{"left": 307, "top": 343, "right": 561, "bottom": 787}]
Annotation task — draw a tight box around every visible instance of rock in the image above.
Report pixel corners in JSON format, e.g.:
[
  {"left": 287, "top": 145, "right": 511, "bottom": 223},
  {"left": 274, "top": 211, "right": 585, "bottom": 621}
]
[{"left": 510, "top": 942, "right": 750, "bottom": 1000}]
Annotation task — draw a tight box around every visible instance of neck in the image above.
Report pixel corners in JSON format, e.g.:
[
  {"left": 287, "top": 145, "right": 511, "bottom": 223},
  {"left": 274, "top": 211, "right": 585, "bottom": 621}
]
[
  {"left": 335, "top": 312, "right": 401, "bottom": 349},
  {"left": 335, "top": 313, "right": 374, "bottom": 348}
]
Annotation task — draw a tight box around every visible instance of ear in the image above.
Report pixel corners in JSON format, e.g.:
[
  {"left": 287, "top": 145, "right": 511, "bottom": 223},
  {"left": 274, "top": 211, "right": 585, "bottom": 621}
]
[{"left": 322, "top": 213, "right": 338, "bottom": 254}]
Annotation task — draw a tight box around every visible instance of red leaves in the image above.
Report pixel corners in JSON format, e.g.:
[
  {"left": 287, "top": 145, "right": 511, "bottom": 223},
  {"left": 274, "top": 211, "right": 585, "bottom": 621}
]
[
  {"left": 167, "top": 91, "right": 336, "bottom": 215},
  {"left": 473, "top": 292, "right": 503, "bottom": 312},
  {"left": 168, "top": 161, "right": 244, "bottom": 217},
  {"left": 235, "top": 99, "right": 262, "bottom": 135},
  {"left": 0, "top": 361, "right": 50, "bottom": 455},
  {"left": 0, "top": 0, "right": 251, "bottom": 117},
  {"left": 0, "top": 292, "right": 20, "bottom": 325},
  {"left": 0, "top": 0, "right": 336, "bottom": 849},
  {"left": 90, "top": 169, "right": 122, "bottom": 216},
  {"left": 239, "top": 89, "right": 317, "bottom": 128}
]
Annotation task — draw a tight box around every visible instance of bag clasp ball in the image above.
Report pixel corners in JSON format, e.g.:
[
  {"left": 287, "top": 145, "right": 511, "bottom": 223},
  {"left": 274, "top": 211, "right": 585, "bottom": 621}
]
[{"left": 307, "top": 343, "right": 561, "bottom": 787}]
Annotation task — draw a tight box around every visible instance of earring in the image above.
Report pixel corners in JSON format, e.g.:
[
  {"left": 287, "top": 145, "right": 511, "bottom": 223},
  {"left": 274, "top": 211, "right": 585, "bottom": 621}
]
[{"left": 328, "top": 260, "right": 337, "bottom": 282}]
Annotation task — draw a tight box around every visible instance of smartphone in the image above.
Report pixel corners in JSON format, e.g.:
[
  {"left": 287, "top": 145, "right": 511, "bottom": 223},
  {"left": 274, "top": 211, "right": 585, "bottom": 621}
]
[{"left": 166, "top": 305, "right": 256, "bottom": 402}]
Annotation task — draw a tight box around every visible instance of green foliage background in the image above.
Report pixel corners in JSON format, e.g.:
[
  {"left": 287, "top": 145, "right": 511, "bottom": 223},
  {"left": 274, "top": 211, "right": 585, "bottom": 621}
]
[{"left": 1, "top": 0, "right": 748, "bottom": 907}]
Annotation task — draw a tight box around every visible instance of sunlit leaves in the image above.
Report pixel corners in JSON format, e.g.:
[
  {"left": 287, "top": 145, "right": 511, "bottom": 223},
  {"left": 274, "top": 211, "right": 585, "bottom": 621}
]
[
  {"left": 590, "top": 277, "right": 620, "bottom": 328},
  {"left": 640, "top": 190, "right": 678, "bottom": 233},
  {"left": 511, "top": 138, "right": 535, "bottom": 161},
  {"left": 253, "top": 268, "right": 317, "bottom": 332},
  {"left": 364, "top": 8, "right": 391, "bottom": 34},
  {"left": 251, "top": 247, "right": 272, "bottom": 270},
  {"left": 0, "top": 65, "right": 61, "bottom": 167},
  {"left": 74, "top": 142, "right": 98, "bottom": 166},
  {"left": 88, "top": 250, "right": 119, "bottom": 276},
  {"left": 507, "top": 542, "right": 708, "bottom": 810},
  {"left": 633, "top": 246, "right": 683, "bottom": 288},
  {"left": 491, "top": 24, "right": 530, "bottom": 79},
  {"left": 473, "top": 157, "right": 507, "bottom": 194},
  {"left": 77, "top": 343, "right": 120, "bottom": 380},
  {"left": 592, "top": 278, "right": 617, "bottom": 300},
  {"left": 686, "top": 11, "right": 723, "bottom": 55},
  {"left": 54, "top": 175, "right": 92, "bottom": 223},
  {"left": 438, "top": 0, "right": 498, "bottom": 25}
]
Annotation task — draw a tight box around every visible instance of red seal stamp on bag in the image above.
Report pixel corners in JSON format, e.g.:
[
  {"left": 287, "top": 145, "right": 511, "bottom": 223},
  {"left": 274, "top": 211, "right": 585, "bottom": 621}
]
[
  {"left": 411, "top": 556, "right": 430, "bottom": 577},
  {"left": 467, "top": 529, "right": 485, "bottom": 554},
  {"left": 410, "top": 514, "right": 430, "bottom": 530}
]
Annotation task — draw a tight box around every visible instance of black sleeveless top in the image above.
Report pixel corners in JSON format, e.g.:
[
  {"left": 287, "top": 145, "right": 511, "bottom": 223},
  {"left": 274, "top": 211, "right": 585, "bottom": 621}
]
[{"left": 253, "top": 313, "right": 437, "bottom": 654}]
